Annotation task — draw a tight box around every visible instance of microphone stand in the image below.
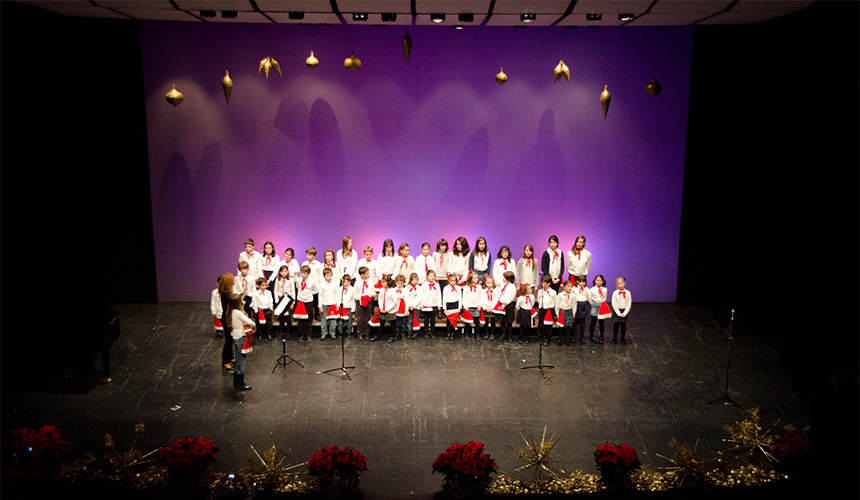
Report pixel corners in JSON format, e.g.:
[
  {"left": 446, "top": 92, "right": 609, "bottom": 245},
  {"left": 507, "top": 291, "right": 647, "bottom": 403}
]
[
  {"left": 706, "top": 309, "right": 743, "bottom": 409},
  {"left": 522, "top": 315, "right": 553, "bottom": 377},
  {"left": 324, "top": 286, "right": 355, "bottom": 380}
]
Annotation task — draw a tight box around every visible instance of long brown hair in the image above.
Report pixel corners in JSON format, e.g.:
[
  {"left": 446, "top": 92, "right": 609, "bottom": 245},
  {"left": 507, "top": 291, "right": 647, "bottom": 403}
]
[
  {"left": 218, "top": 273, "right": 234, "bottom": 294},
  {"left": 342, "top": 236, "right": 354, "bottom": 258},
  {"left": 225, "top": 293, "right": 244, "bottom": 323}
]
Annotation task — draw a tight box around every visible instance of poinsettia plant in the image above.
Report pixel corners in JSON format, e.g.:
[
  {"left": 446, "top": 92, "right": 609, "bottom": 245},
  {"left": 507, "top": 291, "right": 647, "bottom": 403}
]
[
  {"left": 157, "top": 436, "right": 219, "bottom": 471},
  {"left": 307, "top": 446, "right": 367, "bottom": 482},
  {"left": 4, "top": 425, "right": 71, "bottom": 478},
  {"left": 594, "top": 442, "right": 640, "bottom": 484},
  {"left": 432, "top": 441, "right": 497, "bottom": 493},
  {"left": 771, "top": 426, "right": 813, "bottom": 458}
]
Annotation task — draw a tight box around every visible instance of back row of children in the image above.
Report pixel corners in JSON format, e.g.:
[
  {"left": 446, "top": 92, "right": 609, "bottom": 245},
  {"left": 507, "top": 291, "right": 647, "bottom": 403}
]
[{"left": 212, "top": 234, "right": 631, "bottom": 344}]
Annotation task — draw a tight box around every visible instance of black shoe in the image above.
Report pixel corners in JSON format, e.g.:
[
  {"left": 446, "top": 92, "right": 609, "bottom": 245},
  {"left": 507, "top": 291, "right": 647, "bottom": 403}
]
[
  {"left": 237, "top": 374, "right": 251, "bottom": 391},
  {"left": 387, "top": 337, "right": 396, "bottom": 343},
  {"left": 215, "top": 332, "right": 222, "bottom": 340},
  {"left": 518, "top": 338, "right": 523, "bottom": 344},
  {"left": 525, "top": 338, "right": 530, "bottom": 344},
  {"left": 621, "top": 338, "right": 626, "bottom": 344},
  {"left": 370, "top": 336, "right": 378, "bottom": 342}
]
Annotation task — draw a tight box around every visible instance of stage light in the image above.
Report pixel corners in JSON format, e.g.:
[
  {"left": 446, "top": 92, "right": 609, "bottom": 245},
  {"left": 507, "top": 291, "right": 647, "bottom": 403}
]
[
  {"left": 453, "top": 25, "right": 464, "bottom": 29},
  {"left": 521, "top": 13, "right": 536, "bottom": 23},
  {"left": 289, "top": 11, "right": 304, "bottom": 20},
  {"left": 430, "top": 13, "right": 445, "bottom": 23},
  {"left": 353, "top": 12, "right": 368, "bottom": 21},
  {"left": 618, "top": 13, "right": 634, "bottom": 21},
  {"left": 458, "top": 13, "right": 473, "bottom": 22},
  {"left": 586, "top": 13, "right": 602, "bottom": 21},
  {"left": 200, "top": 10, "right": 215, "bottom": 17},
  {"left": 221, "top": 11, "right": 237, "bottom": 18}
]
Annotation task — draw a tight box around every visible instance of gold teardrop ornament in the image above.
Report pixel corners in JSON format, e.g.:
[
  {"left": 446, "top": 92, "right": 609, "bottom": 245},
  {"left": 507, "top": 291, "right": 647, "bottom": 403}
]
[
  {"left": 553, "top": 60, "right": 570, "bottom": 84},
  {"left": 402, "top": 31, "right": 412, "bottom": 63},
  {"left": 259, "top": 56, "right": 281, "bottom": 79},
  {"left": 166, "top": 85, "right": 184, "bottom": 107},
  {"left": 344, "top": 52, "right": 361, "bottom": 72},
  {"left": 222, "top": 71, "right": 233, "bottom": 104},
  {"left": 306, "top": 51, "right": 319, "bottom": 68},
  {"left": 495, "top": 67, "right": 508, "bottom": 85},
  {"left": 646, "top": 76, "right": 662, "bottom": 97},
  {"left": 600, "top": 85, "right": 611, "bottom": 119}
]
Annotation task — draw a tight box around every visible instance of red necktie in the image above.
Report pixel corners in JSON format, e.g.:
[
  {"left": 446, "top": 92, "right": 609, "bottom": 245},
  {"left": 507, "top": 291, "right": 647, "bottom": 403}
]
[
  {"left": 576, "top": 249, "right": 581, "bottom": 260},
  {"left": 429, "top": 283, "right": 437, "bottom": 291},
  {"left": 301, "top": 280, "right": 307, "bottom": 291},
  {"left": 424, "top": 259, "right": 428, "bottom": 273},
  {"left": 361, "top": 282, "right": 368, "bottom": 294},
  {"left": 579, "top": 286, "right": 585, "bottom": 294},
  {"left": 249, "top": 251, "right": 254, "bottom": 258},
  {"left": 621, "top": 291, "right": 626, "bottom": 298},
  {"left": 599, "top": 289, "right": 605, "bottom": 298},
  {"left": 565, "top": 294, "right": 570, "bottom": 306},
  {"left": 526, "top": 296, "right": 531, "bottom": 306},
  {"left": 410, "top": 285, "right": 417, "bottom": 293},
  {"left": 470, "top": 285, "right": 476, "bottom": 292},
  {"left": 400, "top": 259, "right": 407, "bottom": 270},
  {"left": 281, "top": 278, "right": 287, "bottom": 297},
  {"left": 501, "top": 261, "right": 507, "bottom": 269},
  {"left": 552, "top": 251, "right": 559, "bottom": 264},
  {"left": 526, "top": 258, "right": 532, "bottom": 267}
]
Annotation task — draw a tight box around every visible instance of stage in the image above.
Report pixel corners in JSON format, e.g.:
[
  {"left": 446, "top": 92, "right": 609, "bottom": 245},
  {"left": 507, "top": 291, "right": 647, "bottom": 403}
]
[{"left": 2, "top": 302, "right": 823, "bottom": 496}]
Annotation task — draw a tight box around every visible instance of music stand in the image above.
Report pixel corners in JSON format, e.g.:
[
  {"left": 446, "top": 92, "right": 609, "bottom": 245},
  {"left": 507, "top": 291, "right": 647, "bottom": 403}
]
[
  {"left": 706, "top": 309, "right": 743, "bottom": 409},
  {"left": 272, "top": 338, "right": 304, "bottom": 372}
]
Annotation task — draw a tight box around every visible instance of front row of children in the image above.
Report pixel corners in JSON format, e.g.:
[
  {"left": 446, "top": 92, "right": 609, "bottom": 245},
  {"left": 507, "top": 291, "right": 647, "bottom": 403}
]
[{"left": 212, "top": 261, "right": 633, "bottom": 345}]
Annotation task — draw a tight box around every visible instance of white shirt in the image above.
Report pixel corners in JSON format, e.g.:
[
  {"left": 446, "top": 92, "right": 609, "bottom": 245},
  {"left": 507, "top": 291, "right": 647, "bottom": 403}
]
[
  {"left": 296, "top": 277, "right": 319, "bottom": 303},
  {"left": 336, "top": 249, "right": 359, "bottom": 281},
  {"left": 462, "top": 284, "right": 481, "bottom": 308},
  {"left": 566, "top": 248, "right": 592, "bottom": 278},
  {"left": 433, "top": 251, "right": 452, "bottom": 277},
  {"left": 406, "top": 284, "right": 423, "bottom": 309},
  {"left": 234, "top": 273, "right": 256, "bottom": 297},
  {"left": 377, "top": 252, "right": 396, "bottom": 279},
  {"left": 393, "top": 255, "right": 415, "bottom": 281},
  {"left": 378, "top": 288, "right": 398, "bottom": 314},
  {"left": 516, "top": 257, "right": 539, "bottom": 288},
  {"left": 302, "top": 259, "right": 323, "bottom": 285},
  {"left": 449, "top": 253, "right": 469, "bottom": 278},
  {"left": 469, "top": 251, "right": 491, "bottom": 273},
  {"left": 231, "top": 309, "right": 255, "bottom": 340},
  {"left": 443, "top": 285, "right": 461, "bottom": 308},
  {"left": 480, "top": 286, "right": 499, "bottom": 311},
  {"left": 414, "top": 254, "right": 436, "bottom": 283},
  {"left": 611, "top": 289, "right": 632, "bottom": 315},
  {"left": 421, "top": 281, "right": 442, "bottom": 309},
  {"left": 319, "top": 278, "right": 339, "bottom": 306},
  {"left": 240, "top": 250, "right": 264, "bottom": 279},
  {"left": 210, "top": 289, "right": 222, "bottom": 316},
  {"left": 259, "top": 253, "right": 281, "bottom": 279},
  {"left": 589, "top": 286, "right": 608, "bottom": 306},
  {"left": 498, "top": 282, "right": 517, "bottom": 306},
  {"left": 252, "top": 288, "right": 273, "bottom": 311},
  {"left": 492, "top": 258, "right": 515, "bottom": 287},
  {"left": 538, "top": 287, "right": 557, "bottom": 309}
]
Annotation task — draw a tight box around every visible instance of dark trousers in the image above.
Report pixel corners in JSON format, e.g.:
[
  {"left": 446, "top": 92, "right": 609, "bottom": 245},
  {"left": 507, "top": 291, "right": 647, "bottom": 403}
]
[
  {"left": 355, "top": 301, "right": 373, "bottom": 338},
  {"left": 538, "top": 308, "right": 556, "bottom": 341}
]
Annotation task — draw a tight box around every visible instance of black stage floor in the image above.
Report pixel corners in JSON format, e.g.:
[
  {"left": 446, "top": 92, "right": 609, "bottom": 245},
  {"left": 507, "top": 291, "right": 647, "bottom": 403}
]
[{"left": 2, "top": 303, "right": 818, "bottom": 497}]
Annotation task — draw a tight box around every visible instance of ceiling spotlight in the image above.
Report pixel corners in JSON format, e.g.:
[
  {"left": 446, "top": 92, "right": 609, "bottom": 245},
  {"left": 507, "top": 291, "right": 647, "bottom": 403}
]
[
  {"left": 618, "top": 13, "right": 634, "bottom": 21},
  {"left": 221, "top": 11, "right": 237, "bottom": 18},
  {"left": 458, "top": 13, "right": 473, "bottom": 23},
  {"left": 200, "top": 10, "right": 215, "bottom": 17},
  {"left": 289, "top": 11, "right": 304, "bottom": 20},
  {"left": 430, "top": 13, "right": 445, "bottom": 23},
  {"left": 381, "top": 12, "right": 397, "bottom": 22},
  {"left": 586, "top": 13, "right": 602, "bottom": 21},
  {"left": 521, "top": 13, "right": 536, "bottom": 23},
  {"left": 353, "top": 12, "right": 368, "bottom": 21},
  {"left": 453, "top": 25, "right": 464, "bottom": 29}
]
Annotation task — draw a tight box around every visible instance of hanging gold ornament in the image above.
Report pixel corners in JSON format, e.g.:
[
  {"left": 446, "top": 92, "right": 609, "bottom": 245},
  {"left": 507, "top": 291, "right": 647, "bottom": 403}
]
[
  {"left": 305, "top": 51, "right": 319, "bottom": 68},
  {"left": 165, "top": 85, "right": 183, "bottom": 107},
  {"left": 600, "top": 85, "right": 611, "bottom": 119},
  {"left": 344, "top": 52, "right": 361, "bottom": 72},
  {"left": 259, "top": 56, "right": 281, "bottom": 79},
  {"left": 402, "top": 31, "right": 412, "bottom": 63},
  {"left": 222, "top": 71, "right": 233, "bottom": 104},
  {"left": 646, "top": 76, "right": 662, "bottom": 96},
  {"left": 553, "top": 60, "right": 570, "bottom": 84},
  {"left": 495, "top": 67, "right": 508, "bottom": 85}
]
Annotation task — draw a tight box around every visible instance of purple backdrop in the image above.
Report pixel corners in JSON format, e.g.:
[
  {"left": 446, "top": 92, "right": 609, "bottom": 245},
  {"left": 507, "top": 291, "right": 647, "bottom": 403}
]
[{"left": 140, "top": 23, "right": 692, "bottom": 301}]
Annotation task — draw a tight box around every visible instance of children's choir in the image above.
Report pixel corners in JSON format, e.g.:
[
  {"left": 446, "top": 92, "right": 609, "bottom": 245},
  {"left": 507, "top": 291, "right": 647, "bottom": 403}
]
[{"left": 212, "top": 236, "right": 632, "bottom": 346}]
